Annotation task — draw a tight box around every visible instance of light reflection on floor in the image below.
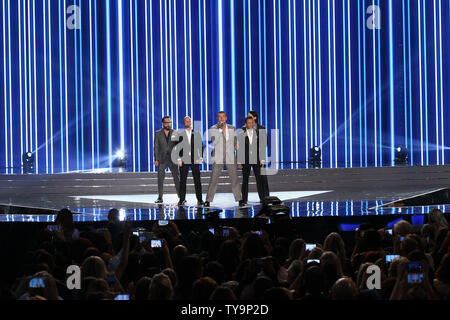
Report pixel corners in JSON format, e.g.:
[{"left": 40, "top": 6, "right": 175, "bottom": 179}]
[
  {"left": 0, "top": 200, "right": 447, "bottom": 223},
  {"left": 72, "top": 191, "right": 333, "bottom": 209}
]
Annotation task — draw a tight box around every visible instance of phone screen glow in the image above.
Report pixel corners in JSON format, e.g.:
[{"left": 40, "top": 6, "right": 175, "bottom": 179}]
[
  {"left": 29, "top": 278, "right": 45, "bottom": 288},
  {"left": 151, "top": 240, "right": 162, "bottom": 248},
  {"left": 307, "top": 259, "right": 320, "bottom": 264},
  {"left": 385, "top": 255, "right": 400, "bottom": 263},
  {"left": 407, "top": 273, "right": 423, "bottom": 284},
  {"left": 47, "top": 225, "right": 58, "bottom": 232}
]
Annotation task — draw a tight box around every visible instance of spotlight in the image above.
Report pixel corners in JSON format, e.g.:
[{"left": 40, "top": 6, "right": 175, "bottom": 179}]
[
  {"left": 394, "top": 146, "right": 408, "bottom": 165},
  {"left": 112, "top": 150, "right": 127, "bottom": 172},
  {"left": 309, "top": 146, "right": 322, "bottom": 168},
  {"left": 22, "top": 152, "right": 35, "bottom": 174},
  {"left": 115, "top": 150, "right": 125, "bottom": 159},
  {"left": 118, "top": 209, "right": 127, "bottom": 221}
]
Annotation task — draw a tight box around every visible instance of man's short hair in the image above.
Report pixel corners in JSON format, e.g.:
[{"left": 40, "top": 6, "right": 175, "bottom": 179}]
[
  {"left": 249, "top": 110, "right": 259, "bottom": 122},
  {"left": 162, "top": 116, "right": 171, "bottom": 123},
  {"left": 184, "top": 116, "right": 191, "bottom": 120},
  {"left": 394, "top": 220, "right": 413, "bottom": 236},
  {"left": 217, "top": 111, "right": 226, "bottom": 116},
  {"left": 107, "top": 208, "right": 119, "bottom": 222}
]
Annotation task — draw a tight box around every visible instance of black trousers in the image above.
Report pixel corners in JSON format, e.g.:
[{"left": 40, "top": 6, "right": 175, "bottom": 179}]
[
  {"left": 157, "top": 160, "right": 180, "bottom": 199},
  {"left": 179, "top": 163, "right": 203, "bottom": 202},
  {"left": 260, "top": 168, "right": 270, "bottom": 199},
  {"left": 242, "top": 164, "right": 266, "bottom": 202}
]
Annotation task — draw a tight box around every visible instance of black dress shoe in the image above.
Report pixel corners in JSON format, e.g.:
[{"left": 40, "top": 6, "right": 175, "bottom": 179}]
[
  {"left": 239, "top": 200, "right": 247, "bottom": 207},
  {"left": 197, "top": 200, "right": 205, "bottom": 206},
  {"left": 177, "top": 200, "right": 187, "bottom": 206},
  {"left": 203, "top": 201, "right": 210, "bottom": 207},
  {"left": 155, "top": 198, "right": 163, "bottom": 204}
]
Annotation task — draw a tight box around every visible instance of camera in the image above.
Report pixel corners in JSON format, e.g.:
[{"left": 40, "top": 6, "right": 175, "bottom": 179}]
[{"left": 133, "top": 228, "right": 154, "bottom": 244}]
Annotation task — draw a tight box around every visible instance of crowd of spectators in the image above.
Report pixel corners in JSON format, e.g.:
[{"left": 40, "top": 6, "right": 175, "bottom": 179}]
[{"left": 1, "top": 207, "right": 449, "bottom": 300}]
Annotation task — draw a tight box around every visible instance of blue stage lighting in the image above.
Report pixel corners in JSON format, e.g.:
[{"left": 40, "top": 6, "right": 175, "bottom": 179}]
[
  {"left": 309, "top": 146, "right": 322, "bottom": 168},
  {"left": 112, "top": 150, "right": 127, "bottom": 172},
  {"left": 394, "top": 146, "right": 408, "bottom": 165},
  {"left": 115, "top": 150, "right": 125, "bottom": 160},
  {"left": 22, "top": 152, "right": 35, "bottom": 174}
]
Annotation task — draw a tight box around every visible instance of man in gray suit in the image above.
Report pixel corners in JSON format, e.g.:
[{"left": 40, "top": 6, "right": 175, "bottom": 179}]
[
  {"left": 204, "top": 111, "right": 243, "bottom": 207},
  {"left": 153, "top": 116, "right": 180, "bottom": 203}
]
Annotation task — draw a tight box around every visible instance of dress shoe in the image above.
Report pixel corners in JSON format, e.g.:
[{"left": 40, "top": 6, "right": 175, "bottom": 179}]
[
  {"left": 177, "top": 200, "right": 187, "bottom": 206},
  {"left": 197, "top": 200, "right": 205, "bottom": 206},
  {"left": 155, "top": 198, "right": 163, "bottom": 204},
  {"left": 203, "top": 201, "right": 210, "bottom": 207},
  {"left": 239, "top": 200, "right": 247, "bottom": 207}
]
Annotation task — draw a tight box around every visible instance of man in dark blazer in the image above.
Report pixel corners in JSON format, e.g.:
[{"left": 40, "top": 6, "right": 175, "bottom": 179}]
[
  {"left": 174, "top": 116, "right": 204, "bottom": 206},
  {"left": 237, "top": 116, "right": 267, "bottom": 205},
  {"left": 243, "top": 110, "right": 270, "bottom": 201},
  {"left": 153, "top": 116, "right": 180, "bottom": 203}
]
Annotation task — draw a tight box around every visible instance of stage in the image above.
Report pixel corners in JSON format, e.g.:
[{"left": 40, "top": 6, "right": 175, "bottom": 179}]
[{"left": 0, "top": 165, "right": 449, "bottom": 223}]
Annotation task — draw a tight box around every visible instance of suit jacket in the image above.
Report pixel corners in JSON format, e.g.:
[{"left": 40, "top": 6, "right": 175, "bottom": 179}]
[
  {"left": 173, "top": 129, "right": 204, "bottom": 164},
  {"left": 209, "top": 123, "right": 237, "bottom": 165},
  {"left": 153, "top": 128, "right": 179, "bottom": 163},
  {"left": 237, "top": 127, "right": 266, "bottom": 165},
  {"left": 240, "top": 123, "right": 268, "bottom": 154}
]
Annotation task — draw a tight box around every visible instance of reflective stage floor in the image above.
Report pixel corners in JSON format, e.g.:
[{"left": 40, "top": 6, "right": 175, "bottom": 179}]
[{"left": 0, "top": 165, "right": 449, "bottom": 223}]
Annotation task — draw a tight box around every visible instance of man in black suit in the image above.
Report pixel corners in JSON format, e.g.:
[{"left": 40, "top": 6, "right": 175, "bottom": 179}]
[
  {"left": 243, "top": 110, "right": 270, "bottom": 201},
  {"left": 237, "top": 116, "right": 267, "bottom": 205},
  {"left": 153, "top": 116, "right": 181, "bottom": 203},
  {"left": 174, "top": 116, "right": 204, "bottom": 206}
]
